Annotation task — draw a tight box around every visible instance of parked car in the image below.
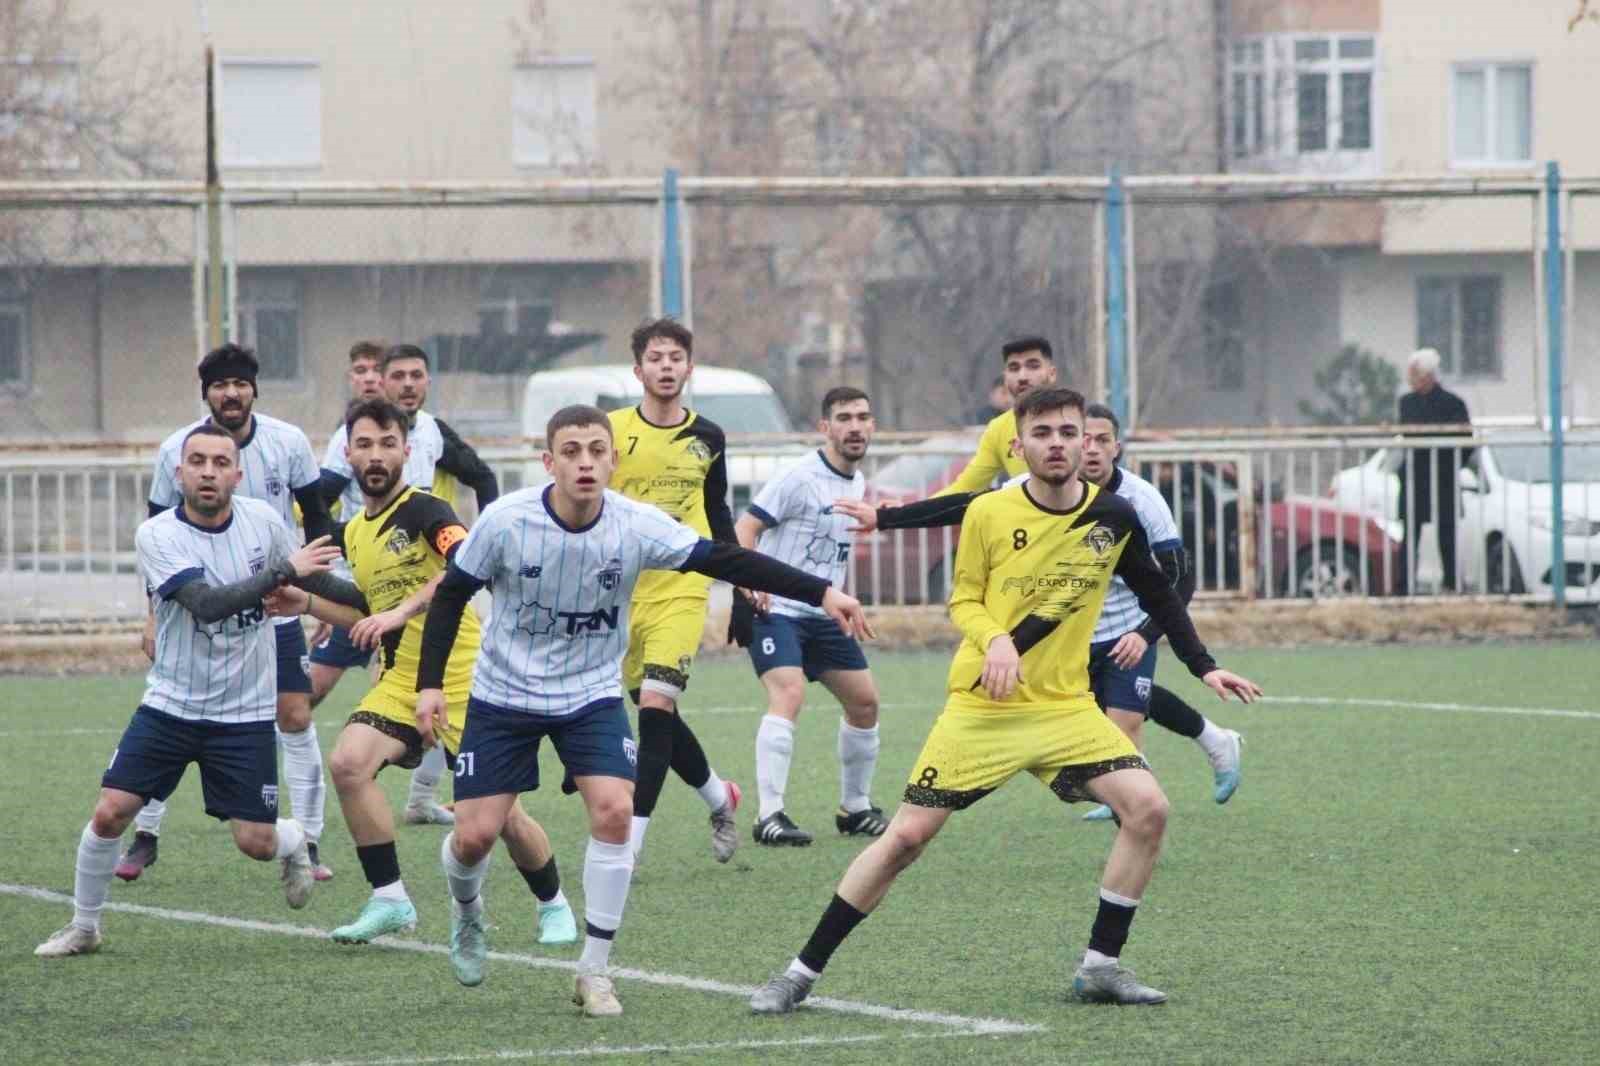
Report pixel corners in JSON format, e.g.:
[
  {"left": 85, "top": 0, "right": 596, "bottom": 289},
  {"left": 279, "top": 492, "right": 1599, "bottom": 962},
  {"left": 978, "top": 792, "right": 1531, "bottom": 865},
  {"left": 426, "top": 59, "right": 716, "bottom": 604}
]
[
  {"left": 519, "top": 364, "right": 801, "bottom": 509},
  {"left": 1327, "top": 437, "right": 1600, "bottom": 600},
  {"left": 849, "top": 438, "right": 1402, "bottom": 604}
]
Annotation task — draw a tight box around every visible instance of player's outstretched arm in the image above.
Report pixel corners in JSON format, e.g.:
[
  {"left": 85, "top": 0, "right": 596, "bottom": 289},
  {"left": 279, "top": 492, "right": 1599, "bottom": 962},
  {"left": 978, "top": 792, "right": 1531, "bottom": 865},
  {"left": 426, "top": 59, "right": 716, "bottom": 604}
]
[
  {"left": 681, "top": 541, "right": 872, "bottom": 639},
  {"left": 165, "top": 536, "right": 342, "bottom": 624},
  {"left": 348, "top": 571, "right": 446, "bottom": 651},
  {"left": 264, "top": 584, "right": 365, "bottom": 629}
]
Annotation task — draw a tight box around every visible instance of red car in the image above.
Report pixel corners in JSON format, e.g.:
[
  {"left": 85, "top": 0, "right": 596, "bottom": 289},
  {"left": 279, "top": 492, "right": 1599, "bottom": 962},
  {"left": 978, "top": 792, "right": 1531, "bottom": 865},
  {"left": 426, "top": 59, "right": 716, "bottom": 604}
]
[{"left": 848, "top": 438, "right": 1402, "bottom": 604}]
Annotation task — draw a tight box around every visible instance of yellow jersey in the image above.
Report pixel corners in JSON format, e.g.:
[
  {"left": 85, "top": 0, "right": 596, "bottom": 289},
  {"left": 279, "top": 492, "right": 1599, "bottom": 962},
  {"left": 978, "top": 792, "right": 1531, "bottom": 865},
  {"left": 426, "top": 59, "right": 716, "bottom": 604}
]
[
  {"left": 607, "top": 406, "right": 736, "bottom": 603},
  {"left": 937, "top": 410, "right": 1028, "bottom": 496},
  {"left": 946, "top": 480, "right": 1216, "bottom": 711},
  {"left": 337, "top": 486, "right": 479, "bottom": 689}
]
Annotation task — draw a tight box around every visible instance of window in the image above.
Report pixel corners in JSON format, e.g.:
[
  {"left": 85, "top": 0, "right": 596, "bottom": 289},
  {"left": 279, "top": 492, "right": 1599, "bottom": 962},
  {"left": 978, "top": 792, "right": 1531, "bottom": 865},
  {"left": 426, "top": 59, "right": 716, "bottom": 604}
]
[
  {"left": 512, "top": 60, "right": 597, "bottom": 167},
  {"left": 0, "top": 59, "right": 81, "bottom": 169},
  {"left": 1416, "top": 275, "right": 1501, "bottom": 378},
  {"left": 1227, "top": 34, "right": 1375, "bottom": 163},
  {"left": 0, "top": 278, "right": 26, "bottom": 386},
  {"left": 1452, "top": 63, "right": 1531, "bottom": 165},
  {"left": 478, "top": 276, "right": 552, "bottom": 340},
  {"left": 236, "top": 275, "right": 302, "bottom": 381},
  {"left": 218, "top": 60, "right": 321, "bottom": 168}
]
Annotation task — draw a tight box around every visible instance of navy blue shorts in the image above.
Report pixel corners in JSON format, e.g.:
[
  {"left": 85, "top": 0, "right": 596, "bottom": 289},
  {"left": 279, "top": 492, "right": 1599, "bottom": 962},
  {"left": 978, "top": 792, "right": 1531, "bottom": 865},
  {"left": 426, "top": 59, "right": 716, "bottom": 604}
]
[
  {"left": 308, "top": 624, "right": 372, "bottom": 671},
  {"left": 275, "top": 622, "right": 312, "bottom": 694},
  {"left": 749, "top": 613, "right": 868, "bottom": 682},
  {"left": 103, "top": 706, "right": 280, "bottom": 823},
  {"left": 452, "top": 697, "right": 636, "bottom": 801},
  {"left": 1088, "top": 636, "right": 1158, "bottom": 716}
]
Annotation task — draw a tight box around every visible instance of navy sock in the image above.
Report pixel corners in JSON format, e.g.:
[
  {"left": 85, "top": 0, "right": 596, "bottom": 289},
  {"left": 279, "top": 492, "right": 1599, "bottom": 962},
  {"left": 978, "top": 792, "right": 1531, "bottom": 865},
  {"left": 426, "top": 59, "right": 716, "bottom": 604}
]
[
  {"left": 355, "top": 841, "right": 401, "bottom": 891},
  {"left": 798, "top": 894, "right": 868, "bottom": 974},
  {"left": 633, "top": 706, "right": 675, "bottom": 818},
  {"left": 1088, "top": 894, "right": 1137, "bottom": 958},
  {"left": 1147, "top": 685, "right": 1205, "bottom": 739},
  {"left": 517, "top": 856, "right": 560, "bottom": 903}
]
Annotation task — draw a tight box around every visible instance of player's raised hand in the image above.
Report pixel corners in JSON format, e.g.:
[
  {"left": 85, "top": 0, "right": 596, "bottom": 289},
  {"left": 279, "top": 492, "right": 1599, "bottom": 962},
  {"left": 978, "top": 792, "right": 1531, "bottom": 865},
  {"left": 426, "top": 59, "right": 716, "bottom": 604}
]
[
  {"left": 832, "top": 497, "right": 878, "bottom": 533},
  {"left": 821, "top": 587, "right": 875, "bottom": 641},
  {"left": 1202, "top": 668, "right": 1262, "bottom": 704},
  {"left": 416, "top": 688, "right": 448, "bottom": 749},
  {"left": 350, "top": 607, "right": 410, "bottom": 651},
  {"left": 263, "top": 586, "right": 309, "bottom": 617},
  {"left": 286, "top": 535, "right": 343, "bottom": 578},
  {"left": 981, "top": 634, "right": 1022, "bottom": 701}
]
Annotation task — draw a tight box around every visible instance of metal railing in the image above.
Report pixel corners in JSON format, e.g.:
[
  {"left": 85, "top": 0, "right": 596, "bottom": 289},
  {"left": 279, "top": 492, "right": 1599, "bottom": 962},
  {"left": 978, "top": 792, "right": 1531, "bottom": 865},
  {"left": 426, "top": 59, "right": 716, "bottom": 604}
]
[{"left": 3, "top": 430, "right": 1594, "bottom": 627}]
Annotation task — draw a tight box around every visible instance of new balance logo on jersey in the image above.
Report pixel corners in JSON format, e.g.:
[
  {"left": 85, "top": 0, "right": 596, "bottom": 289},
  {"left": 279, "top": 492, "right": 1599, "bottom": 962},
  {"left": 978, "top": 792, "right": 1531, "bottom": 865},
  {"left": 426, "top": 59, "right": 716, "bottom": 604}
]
[{"left": 519, "top": 564, "right": 543, "bottom": 579}]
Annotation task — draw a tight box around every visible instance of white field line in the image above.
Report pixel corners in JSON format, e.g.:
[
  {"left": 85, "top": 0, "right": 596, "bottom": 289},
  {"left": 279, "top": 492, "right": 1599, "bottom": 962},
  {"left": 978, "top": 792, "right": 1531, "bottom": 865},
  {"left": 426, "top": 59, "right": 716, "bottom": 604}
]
[
  {"left": 263, "top": 1028, "right": 1002, "bottom": 1066},
  {"left": 1, "top": 883, "right": 1042, "bottom": 1037},
  {"left": 7, "top": 693, "right": 1599, "bottom": 737}
]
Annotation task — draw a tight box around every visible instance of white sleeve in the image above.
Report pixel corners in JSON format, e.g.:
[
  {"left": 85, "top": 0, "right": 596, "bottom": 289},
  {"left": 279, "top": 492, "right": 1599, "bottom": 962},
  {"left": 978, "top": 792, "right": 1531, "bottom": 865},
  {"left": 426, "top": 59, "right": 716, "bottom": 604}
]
[
  {"left": 287, "top": 427, "right": 320, "bottom": 491},
  {"left": 634, "top": 503, "right": 702, "bottom": 571},
  {"left": 321, "top": 426, "right": 352, "bottom": 478},
  {"left": 451, "top": 509, "right": 502, "bottom": 582},
  {"left": 1135, "top": 483, "right": 1182, "bottom": 550},
  {"left": 135, "top": 521, "right": 203, "bottom": 601},
  {"left": 148, "top": 440, "right": 181, "bottom": 510},
  {"left": 748, "top": 467, "right": 797, "bottom": 527}
]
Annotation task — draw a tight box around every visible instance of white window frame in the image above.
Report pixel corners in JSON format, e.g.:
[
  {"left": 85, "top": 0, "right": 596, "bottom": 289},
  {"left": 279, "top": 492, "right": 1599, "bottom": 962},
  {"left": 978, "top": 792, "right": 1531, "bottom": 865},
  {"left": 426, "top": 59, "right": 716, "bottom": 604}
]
[
  {"left": 1226, "top": 33, "right": 1378, "bottom": 171},
  {"left": 512, "top": 57, "right": 598, "bottom": 169},
  {"left": 0, "top": 279, "right": 29, "bottom": 389},
  {"left": 1449, "top": 60, "right": 1534, "bottom": 169},
  {"left": 1415, "top": 274, "right": 1503, "bottom": 381},
  {"left": 0, "top": 57, "right": 82, "bottom": 171},
  {"left": 217, "top": 57, "right": 323, "bottom": 169},
  {"left": 235, "top": 274, "right": 304, "bottom": 383},
  {"left": 477, "top": 276, "right": 555, "bottom": 343}
]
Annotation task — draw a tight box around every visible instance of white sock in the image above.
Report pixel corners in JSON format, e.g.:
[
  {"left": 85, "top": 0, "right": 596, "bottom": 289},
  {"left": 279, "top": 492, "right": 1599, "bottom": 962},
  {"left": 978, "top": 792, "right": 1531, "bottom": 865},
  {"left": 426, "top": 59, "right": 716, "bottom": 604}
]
[
  {"left": 696, "top": 768, "right": 730, "bottom": 812},
  {"left": 408, "top": 745, "right": 446, "bottom": 807},
  {"left": 272, "top": 817, "right": 307, "bottom": 860},
  {"left": 627, "top": 816, "right": 650, "bottom": 863},
  {"left": 786, "top": 958, "right": 820, "bottom": 983},
  {"left": 1084, "top": 947, "right": 1117, "bottom": 967},
  {"left": 373, "top": 880, "right": 409, "bottom": 903},
  {"left": 277, "top": 725, "right": 326, "bottom": 840},
  {"left": 836, "top": 721, "right": 879, "bottom": 814},
  {"left": 441, "top": 831, "right": 488, "bottom": 916},
  {"left": 540, "top": 888, "right": 569, "bottom": 910},
  {"left": 756, "top": 714, "right": 795, "bottom": 821},
  {"left": 578, "top": 836, "right": 634, "bottom": 973},
  {"left": 72, "top": 824, "right": 121, "bottom": 932},
  {"left": 133, "top": 798, "right": 166, "bottom": 836},
  {"left": 1196, "top": 718, "right": 1229, "bottom": 758}
]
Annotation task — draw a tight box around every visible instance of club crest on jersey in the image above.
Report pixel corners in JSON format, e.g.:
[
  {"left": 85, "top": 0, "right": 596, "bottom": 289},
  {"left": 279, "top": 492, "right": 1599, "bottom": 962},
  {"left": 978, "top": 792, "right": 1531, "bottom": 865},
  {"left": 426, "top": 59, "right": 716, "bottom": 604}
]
[
  {"left": 261, "top": 784, "right": 279, "bottom": 811},
  {"left": 596, "top": 558, "right": 623, "bottom": 591},
  {"left": 685, "top": 438, "right": 712, "bottom": 462},
  {"left": 1135, "top": 677, "right": 1152, "bottom": 701},
  {"left": 1086, "top": 525, "right": 1117, "bottom": 556},
  {"left": 622, "top": 737, "right": 638, "bottom": 767},
  {"left": 386, "top": 527, "right": 413, "bottom": 555},
  {"left": 519, "top": 564, "right": 543, "bottom": 579},
  {"left": 249, "top": 552, "right": 266, "bottom": 575},
  {"left": 264, "top": 469, "right": 284, "bottom": 496}
]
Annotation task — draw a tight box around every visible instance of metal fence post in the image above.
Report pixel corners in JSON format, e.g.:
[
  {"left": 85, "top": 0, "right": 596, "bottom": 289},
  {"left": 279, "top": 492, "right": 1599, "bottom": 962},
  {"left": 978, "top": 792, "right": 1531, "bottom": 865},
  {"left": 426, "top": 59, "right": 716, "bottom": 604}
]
[
  {"left": 1105, "top": 167, "right": 1128, "bottom": 428},
  {"left": 661, "top": 168, "right": 685, "bottom": 321},
  {"left": 1545, "top": 161, "right": 1566, "bottom": 608}
]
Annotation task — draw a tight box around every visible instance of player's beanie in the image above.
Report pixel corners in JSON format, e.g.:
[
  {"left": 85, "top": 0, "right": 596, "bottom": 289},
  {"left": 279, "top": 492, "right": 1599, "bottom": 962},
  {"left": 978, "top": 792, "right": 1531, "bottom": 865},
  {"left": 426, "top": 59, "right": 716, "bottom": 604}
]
[{"left": 198, "top": 343, "right": 260, "bottom": 399}]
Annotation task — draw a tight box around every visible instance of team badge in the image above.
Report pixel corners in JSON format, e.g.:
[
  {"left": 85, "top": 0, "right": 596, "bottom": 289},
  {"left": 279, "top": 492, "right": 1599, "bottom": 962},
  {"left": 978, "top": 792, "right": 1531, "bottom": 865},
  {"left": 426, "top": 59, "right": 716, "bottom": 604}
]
[
  {"left": 386, "top": 528, "right": 413, "bottom": 554},
  {"left": 685, "top": 438, "right": 712, "bottom": 462},
  {"left": 596, "top": 558, "right": 623, "bottom": 591},
  {"left": 249, "top": 552, "right": 266, "bottom": 575},
  {"left": 1086, "top": 525, "right": 1116, "bottom": 556},
  {"left": 261, "top": 784, "right": 279, "bottom": 811},
  {"left": 622, "top": 738, "right": 638, "bottom": 767},
  {"left": 677, "top": 655, "right": 692, "bottom": 675},
  {"left": 1135, "top": 676, "right": 1152, "bottom": 702},
  {"left": 264, "top": 472, "right": 284, "bottom": 496}
]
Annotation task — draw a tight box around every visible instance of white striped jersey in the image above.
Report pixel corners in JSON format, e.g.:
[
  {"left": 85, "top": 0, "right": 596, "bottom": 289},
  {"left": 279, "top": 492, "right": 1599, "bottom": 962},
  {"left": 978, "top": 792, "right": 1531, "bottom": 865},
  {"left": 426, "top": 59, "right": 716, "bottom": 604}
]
[
  {"left": 150, "top": 413, "right": 318, "bottom": 628},
  {"left": 322, "top": 409, "right": 446, "bottom": 520},
  {"left": 747, "top": 450, "right": 865, "bottom": 619},
  {"left": 1091, "top": 466, "right": 1184, "bottom": 643},
  {"left": 452, "top": 486, "right": 702, "bottom": 717},
  {"left": 136, "top": 496, "right": 297, "bottom": 724}
]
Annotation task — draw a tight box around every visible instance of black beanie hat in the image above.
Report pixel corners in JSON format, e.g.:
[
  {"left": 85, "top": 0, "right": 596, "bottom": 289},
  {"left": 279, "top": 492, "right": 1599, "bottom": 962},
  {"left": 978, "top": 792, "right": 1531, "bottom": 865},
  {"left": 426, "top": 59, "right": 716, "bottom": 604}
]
[{"left": 198, "top": 344, "right": 260, "bottom": 399}]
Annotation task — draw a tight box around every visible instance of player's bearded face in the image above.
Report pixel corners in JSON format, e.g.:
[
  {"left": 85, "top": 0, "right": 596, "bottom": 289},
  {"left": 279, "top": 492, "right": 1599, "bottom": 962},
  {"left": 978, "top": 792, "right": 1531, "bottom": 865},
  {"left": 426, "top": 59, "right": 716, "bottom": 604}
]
[
  {"left": 347, "top": 419, "right": 409, "bottom": 499},
  {"left": 384, "top": 359, "right": 429, "bottom": 414},
  {"left": 824, "top": 401, "right": 874, "bottom": 461},
  {"left": 543, "top": 426, "right": 616, "bottom": 504},
  {"left": 205, "top": 378, "right": 254, "bottom": 432},
  {"left": 179, "top": 437, "right": 242, "bottom": 516},
  {"left": 1003, "top": 352, "right": 1056, "bottom": 399},
  {"left": 635, "top": 341, "right": 690, "bottom": 401},
  {"left": 1018, "top": 408, "right": 1084, "bottom": 486}
]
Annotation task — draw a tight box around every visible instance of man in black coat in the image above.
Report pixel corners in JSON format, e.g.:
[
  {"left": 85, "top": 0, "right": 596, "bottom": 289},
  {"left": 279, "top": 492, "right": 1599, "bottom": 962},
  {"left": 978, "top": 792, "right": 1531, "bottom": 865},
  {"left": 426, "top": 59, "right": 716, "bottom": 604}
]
[{"left": 1397, "top": 348, "right": 1472, "bottom": 593}]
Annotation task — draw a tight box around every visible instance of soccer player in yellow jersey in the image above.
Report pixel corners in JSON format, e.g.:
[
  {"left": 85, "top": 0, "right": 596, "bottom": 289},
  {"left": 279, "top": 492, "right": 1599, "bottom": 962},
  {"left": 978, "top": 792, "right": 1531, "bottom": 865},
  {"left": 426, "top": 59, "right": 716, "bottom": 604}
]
[
  {"left": 751, "top": 387, "right": 1262, "bottom": 1012},
  {"left": 606, "top": 319, "right": 742, "bottom": 864},
  {"left": 269, "top": 400, "right": 576, "bottom": 946},
  {"left": 935, "top": 336, "right": 1058, "bottom": 496}
]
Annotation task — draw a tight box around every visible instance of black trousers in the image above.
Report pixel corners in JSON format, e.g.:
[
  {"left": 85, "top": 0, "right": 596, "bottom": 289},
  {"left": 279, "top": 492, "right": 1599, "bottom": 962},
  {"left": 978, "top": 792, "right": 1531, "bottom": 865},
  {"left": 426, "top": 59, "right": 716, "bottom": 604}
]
[{"left": 1397, "top": 489, "right": 1458, "bottom": 593}]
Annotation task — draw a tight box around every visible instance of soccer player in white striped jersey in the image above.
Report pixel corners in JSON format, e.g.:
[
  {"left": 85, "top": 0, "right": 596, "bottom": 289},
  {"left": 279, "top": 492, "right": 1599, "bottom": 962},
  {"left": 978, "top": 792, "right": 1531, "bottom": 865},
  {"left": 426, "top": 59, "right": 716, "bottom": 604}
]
[
  {"left": 35, "top": 425, "right": 362, "bottom": 958},
  {"left": 732, "top": 386, "right": 887, "bottom": 846},
  {"left": 311, "top": 342, "right": 500, "bottom": 827},
  {"left": 119, "top": 345, "right": 337, "bottom": 883},
  {"left": 414, "top": 404, "right": 872, "bottom": 1016}
]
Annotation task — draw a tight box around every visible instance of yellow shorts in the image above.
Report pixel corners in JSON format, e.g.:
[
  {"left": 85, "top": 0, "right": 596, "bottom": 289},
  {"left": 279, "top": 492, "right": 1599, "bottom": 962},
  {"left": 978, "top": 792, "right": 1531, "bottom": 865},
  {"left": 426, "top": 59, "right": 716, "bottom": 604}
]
[
  {"left": 622, "top": 597, "right": 708, "bottom": 699},
  {"left": 903, "top": 697, "right": 1146, "bottom": 810},
  {"left": 348, "top": 673, "right": 470, "bottom": 769}
]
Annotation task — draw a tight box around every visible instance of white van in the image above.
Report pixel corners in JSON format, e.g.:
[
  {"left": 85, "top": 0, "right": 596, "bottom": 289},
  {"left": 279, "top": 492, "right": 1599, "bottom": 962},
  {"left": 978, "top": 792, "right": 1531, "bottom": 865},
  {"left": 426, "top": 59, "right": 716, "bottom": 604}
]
[{"left": 519, "top": 365, "right": 803, "bottom": 506}]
